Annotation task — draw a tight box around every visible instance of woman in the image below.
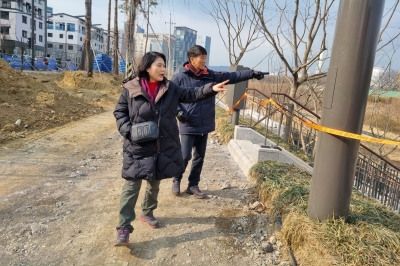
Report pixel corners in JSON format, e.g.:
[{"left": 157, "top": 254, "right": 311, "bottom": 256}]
[{"left": 113, "top": 52, "right": 228, "bottom": 246}]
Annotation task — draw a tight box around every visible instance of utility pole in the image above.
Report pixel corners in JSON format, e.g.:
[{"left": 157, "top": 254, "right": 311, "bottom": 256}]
[
  {"left": 307, "top": 0, "right": 385, "bottom": 221},
  {"left": 31, "top": 0, "right": 35, "bottom": 69},
  {"left": 165, "top": 13, "right": 175, "bottom": 78}
]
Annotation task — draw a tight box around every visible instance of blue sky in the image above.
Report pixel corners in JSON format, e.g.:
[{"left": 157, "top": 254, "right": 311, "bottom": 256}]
[{"left": 47, "top": 0, "right": 400, "bottom": 72}]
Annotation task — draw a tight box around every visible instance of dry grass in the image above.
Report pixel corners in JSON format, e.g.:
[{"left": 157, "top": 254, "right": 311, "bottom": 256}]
[
  {"left": 214, "top": 106, "right": 235, "bottom": 144},
  {"left": 249, "top": 161, "right": 400, "bottom": 266}
]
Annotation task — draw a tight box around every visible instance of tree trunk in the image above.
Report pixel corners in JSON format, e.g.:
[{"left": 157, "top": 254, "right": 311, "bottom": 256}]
[
  {"left": 79, "top": 47, "right": 86, "bottom": 70},
  {"left": 112, "top": 0, "right": 119, "bottom": 75},
  {"left": 282, "top": 83, "right": 299, "bottom": 142},
  {"left": 85, "top": 0, "right": 93, "bottom": 77},
  {"left": 144, "top": 0, "right": 150, "bottom": 53},
  {"left": 106, "top": 0, "right": 111, "bottom": 55}
]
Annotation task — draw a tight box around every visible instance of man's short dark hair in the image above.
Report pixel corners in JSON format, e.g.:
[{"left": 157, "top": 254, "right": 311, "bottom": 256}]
[{"left": 187, "top": 45, "right": 207, "bottom": 59}]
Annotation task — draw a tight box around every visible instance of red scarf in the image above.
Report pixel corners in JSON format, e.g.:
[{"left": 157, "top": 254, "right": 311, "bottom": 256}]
[
  {"left": 140, "top": 78, "right": 159, "bottom": 103},
  {"left": 185, "top": 63, "right": 209, "bottom": 77}
]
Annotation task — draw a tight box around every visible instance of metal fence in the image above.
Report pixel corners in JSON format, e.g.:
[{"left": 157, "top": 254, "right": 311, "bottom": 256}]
[{"left": 224, "top": 88, "right": 400, "bottom": 213}]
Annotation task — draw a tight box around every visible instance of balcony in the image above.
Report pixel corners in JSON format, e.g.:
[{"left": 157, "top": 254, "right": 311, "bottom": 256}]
[
  {"left": 1, "top": 2, "right": 11, "bottom": 8},
  {"left": 47, "top": 24, "right": 54, "bottom": 30}
]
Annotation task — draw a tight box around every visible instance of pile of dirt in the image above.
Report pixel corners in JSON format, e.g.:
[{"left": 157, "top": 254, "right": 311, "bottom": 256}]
[{"left": 0, "top": 61, "right": 106, "bottom": 144}]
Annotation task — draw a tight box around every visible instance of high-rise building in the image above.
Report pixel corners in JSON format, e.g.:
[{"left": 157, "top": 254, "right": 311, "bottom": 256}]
[
  {"left": 137, "top": 25, "right": 145, "bottom": 34},
  {"left": 196, "top": 35, "right": 211, "bottom": 66},
  {"left": 46, "top": 6, "right": 53, "bottom": 17},
  {"left": 0, "top": 0, "right": 48, "bottom": 56},
  {"left": 134, "top": 32, "right": 175, "bottom": 64},
  {"left": 174, "top": 26, "right": 197, "bottom": 70}
]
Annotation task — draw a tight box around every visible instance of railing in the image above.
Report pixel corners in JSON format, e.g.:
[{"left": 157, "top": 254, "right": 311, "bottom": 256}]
[{"left": 224, "top": 88, "right": 400, "bottom": 212}]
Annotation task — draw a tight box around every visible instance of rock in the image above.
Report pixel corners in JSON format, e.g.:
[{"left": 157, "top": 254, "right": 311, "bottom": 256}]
[
  {"left": 221, "top": 182, "right": 231, "bottom": 190},
  {"left": 261, "top": 241, "right": 274, "bottom": 253},
  {"left": 24, "top": 124, "right": 29, "bottom": 128},
  {"left": 249, "top": 201, "right": 262, "bottom": 209},
  {"left": 15, "top": 119, "right": 21, "bottom": 126},
  {"left": 122, "top": 262, "right": 128, "bottom": 266},
  {"left": 269, "top": 235, "right": 277, "bottom": 244},
  {"left": 2, "top": 124, "right": 16, "bottom": 132}
]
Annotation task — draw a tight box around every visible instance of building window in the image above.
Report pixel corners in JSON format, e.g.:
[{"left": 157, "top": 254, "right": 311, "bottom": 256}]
[
  {"left": 39, "top": 22, "right": 43, "bottom": 29},
  {"left": 68, "top": 45, "right": 73, "bottom": 50},
  {"left": 22, "top": 16, "right": 27, "bottom": 24},
  {"left": 0, "top": 11, "right": 9, "bottom": 20},
  {"left": 0, "top": 27, "right": 10, "bottom": 35},
  {"left": 39, "top": 35, "right": 43, "bottom": 42},
  {"left": 67, "top": 23, "right": 75, "bottom": 32},
  {"left": 59, "top": 44, "right": 63, "bottom": 49},
  {"left": 48, "top": 33, "right": 53, "bottom": 37},
  {"left": 68, "top": 35, "right": 73, "bottom": 40},
  {"left": 59, "top": 34, "right": 63, "bottom": 38},
  {"left": 80, "top": 37, "right": 82, "bottom": 41},
  {"left": 48, "top": 43, "right": 53, "bottom": 48},
  {"left": 22, "top": 30, "right": 27, "bottom": 38}
]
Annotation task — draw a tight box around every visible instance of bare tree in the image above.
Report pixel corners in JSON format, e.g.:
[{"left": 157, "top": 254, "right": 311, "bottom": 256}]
[
  {"left": 122, "top": 0, "right": 141, "bottom": 73},
  {"left": 202, "top": 0, "right": 263, "bottom": 66},
  {"left": 106, "top": 0, "right": 111, "bottom": 55},
  {"left": 79, "top": 0, "right": 94, "bottom": 77},
  {"left": 138, "top": 0, "right": 158, "bottom": 54},
  {"left": 249, "top": 0, "right": 335, "bottom": 99},
  {"left": 112, "top": 0, "right": 119, "bottom": 75}
]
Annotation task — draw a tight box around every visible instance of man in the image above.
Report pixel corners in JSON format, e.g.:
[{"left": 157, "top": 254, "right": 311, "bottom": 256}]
[{"left": 171, "top": 45, "right": 265, "bottom": 199}]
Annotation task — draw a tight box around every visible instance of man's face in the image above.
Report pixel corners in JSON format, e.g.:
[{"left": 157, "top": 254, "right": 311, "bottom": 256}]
[{"left": 190, "top": 54, "right": 207, "bottom": 70}]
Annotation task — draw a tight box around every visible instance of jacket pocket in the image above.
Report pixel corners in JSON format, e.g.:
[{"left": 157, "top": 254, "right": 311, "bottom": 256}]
[{"left": 122, "top": 152, "right": 157, "bottom": 181}]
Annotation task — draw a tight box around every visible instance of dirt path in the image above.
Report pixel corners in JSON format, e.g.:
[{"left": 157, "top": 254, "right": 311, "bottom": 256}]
[{"left": 0, "top": 108, "right": 286, "bottom": 266}]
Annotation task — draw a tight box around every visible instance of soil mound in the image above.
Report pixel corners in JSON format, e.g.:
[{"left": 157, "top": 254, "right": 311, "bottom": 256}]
[{"left": 0, "top": 61, "right": 103, "bottom": 144}]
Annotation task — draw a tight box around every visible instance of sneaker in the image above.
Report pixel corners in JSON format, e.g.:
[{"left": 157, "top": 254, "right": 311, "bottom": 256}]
[
  {"left": 114, "top": 227, "right": 130, "bottom": 246},
  {"left": 186, "top": 185, "right": 207, "bottom": 199},
  {"left": 139, "top": 213, "right": 159, "bottom": 228},
  {"left": 172, "top": 180, "right": 181, "bottom": 196}
]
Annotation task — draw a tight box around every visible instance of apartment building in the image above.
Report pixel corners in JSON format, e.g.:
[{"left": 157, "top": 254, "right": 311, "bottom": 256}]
[
  {"left": 46, "top": 13, "right": 85, "bottom": 64},
  {"left": 47, "top": 12, "right": 120, "bottom": 67},
  {"left": 0, "top": 0, "right": 47, "bottom": 56}
]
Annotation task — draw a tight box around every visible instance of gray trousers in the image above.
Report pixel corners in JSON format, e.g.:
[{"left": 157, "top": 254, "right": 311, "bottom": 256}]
[{"left": 116, "top": 179, "right": 160, "bottom": 233}]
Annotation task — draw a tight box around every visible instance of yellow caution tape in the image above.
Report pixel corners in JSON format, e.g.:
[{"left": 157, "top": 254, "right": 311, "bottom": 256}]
[
  {"left": 227, "top": 93, "right": 400, "bottom": 146},
  {"left": 227, "top": 93, "right": 248, "bottom": 115}
]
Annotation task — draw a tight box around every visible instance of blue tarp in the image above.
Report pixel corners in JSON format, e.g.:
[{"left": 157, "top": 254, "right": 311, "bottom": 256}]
[
  {"left": 93, "top": 54, "right": 112, "bottom": 73},
  {"left": 119, "top": 60, "right": 126, "bottom": 73}
]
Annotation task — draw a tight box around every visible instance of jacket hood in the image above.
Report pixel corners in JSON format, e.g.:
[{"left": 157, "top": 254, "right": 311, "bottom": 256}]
[{"left": 124, "top": 77, "right": 170, "bottom": 103}]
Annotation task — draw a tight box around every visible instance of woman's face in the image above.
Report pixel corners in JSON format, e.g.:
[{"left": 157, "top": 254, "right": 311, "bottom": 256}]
[{"left": 146, "top": 57, "right": 166, "bottom": 82}]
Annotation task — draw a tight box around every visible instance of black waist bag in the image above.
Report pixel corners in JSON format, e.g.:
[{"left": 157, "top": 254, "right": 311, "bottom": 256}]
[{"left": 130, "top": 121, "right": 159, "bottom": 143}]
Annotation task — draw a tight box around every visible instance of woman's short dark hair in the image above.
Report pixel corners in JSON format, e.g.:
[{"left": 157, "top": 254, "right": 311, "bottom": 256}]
[
  {"left": 187, "top": 45, "right": 207, "bottom": 60},
  {"left": 137, "top": 52, "right": 166, "bottom": 80}
]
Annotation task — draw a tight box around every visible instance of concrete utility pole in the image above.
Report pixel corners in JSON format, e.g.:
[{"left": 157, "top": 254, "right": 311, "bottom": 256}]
[
  {"left": 31, "top": 0, "right": 35, "bottom": 69},
  {"left": 307, "top": 0, "right": 385, "bottom": 221},
  {"left": 165, "top": 13, "right": 175, "bottom": 78}
]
